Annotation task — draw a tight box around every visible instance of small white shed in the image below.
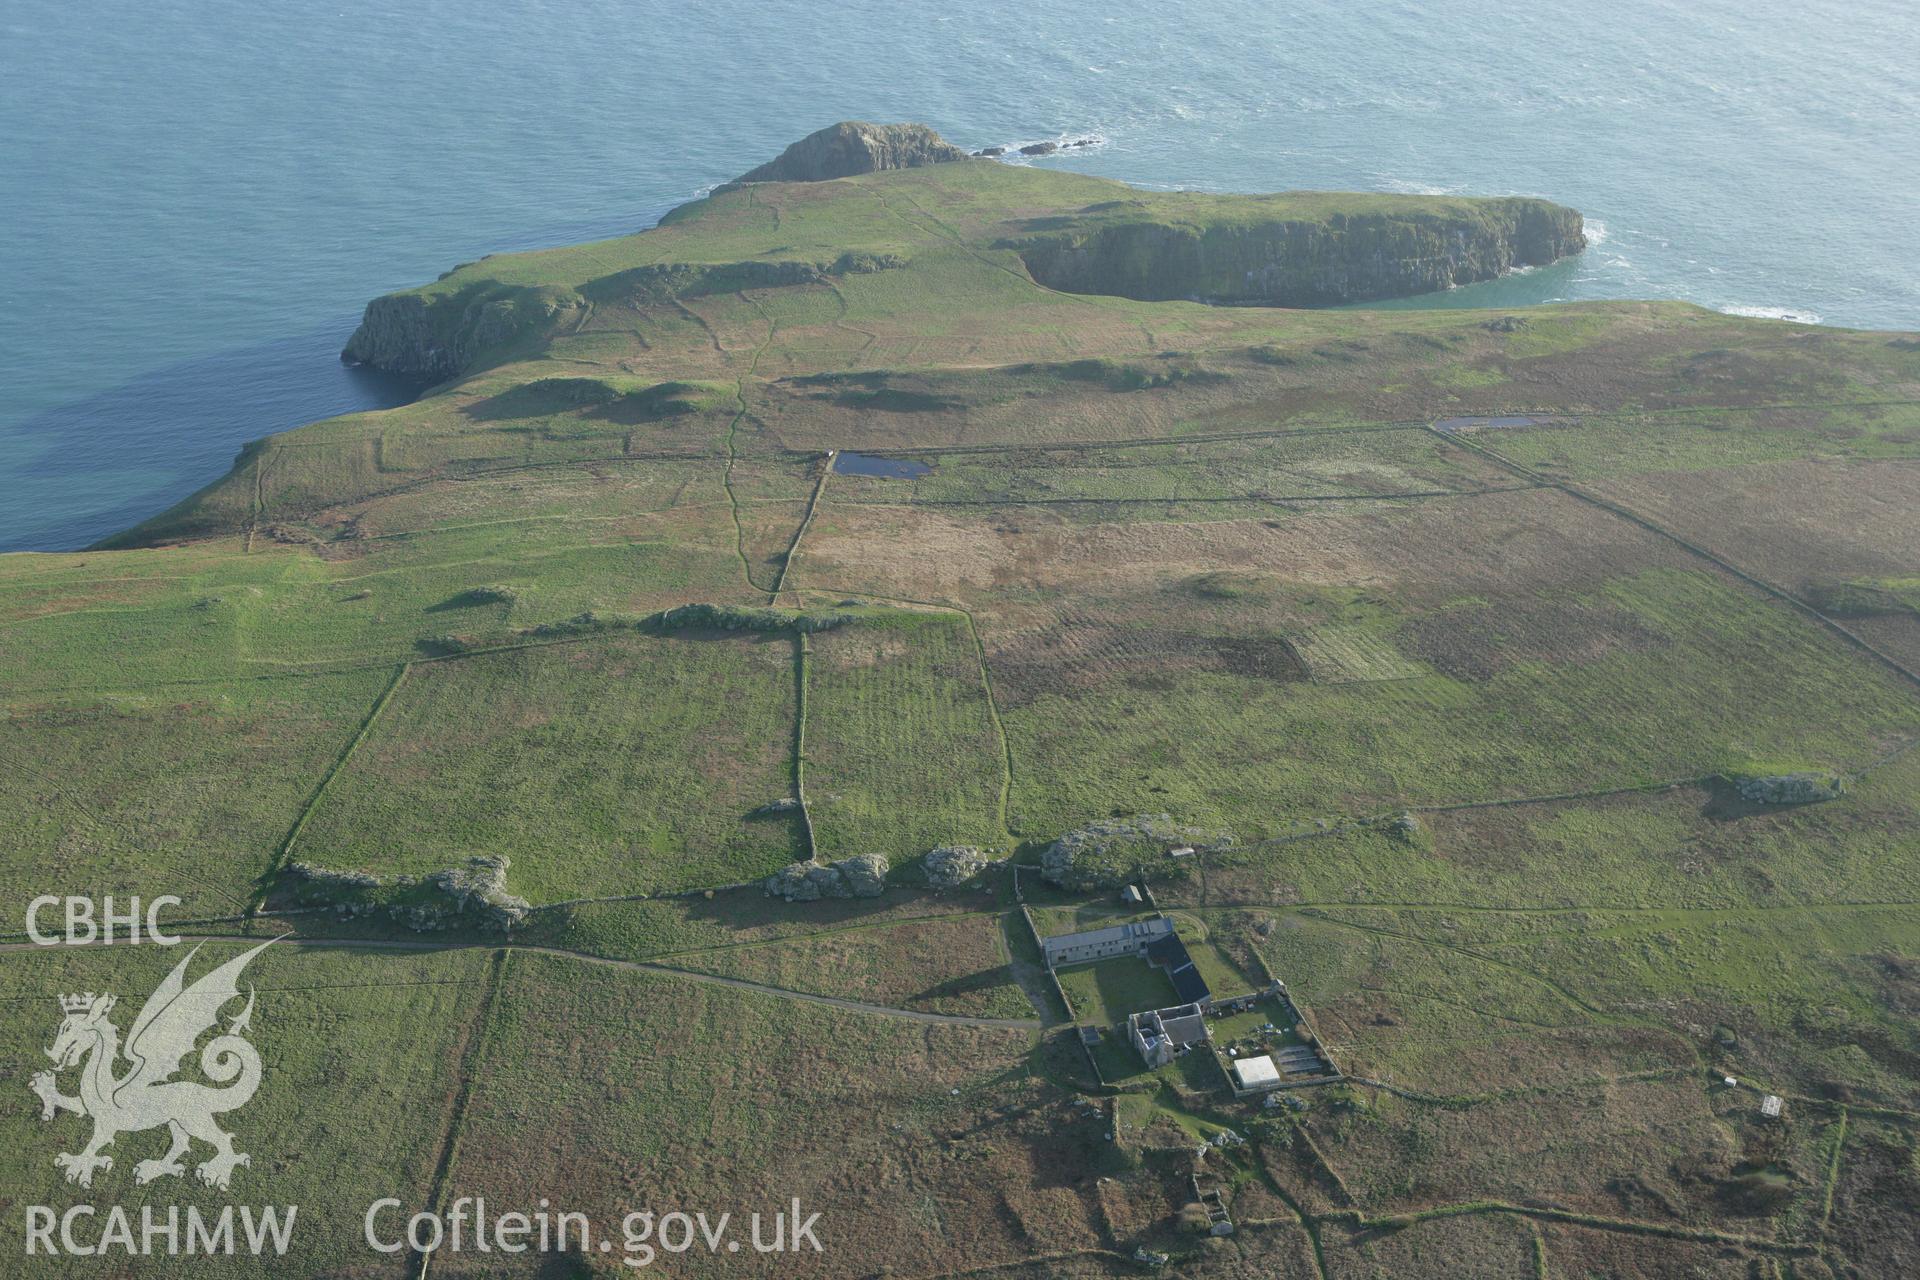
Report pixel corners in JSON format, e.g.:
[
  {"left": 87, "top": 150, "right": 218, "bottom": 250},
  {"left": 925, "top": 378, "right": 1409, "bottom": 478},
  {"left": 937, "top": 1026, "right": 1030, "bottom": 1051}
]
[{"left": 1232, "top": 1054, "right": 1281, "bottom": 1091}]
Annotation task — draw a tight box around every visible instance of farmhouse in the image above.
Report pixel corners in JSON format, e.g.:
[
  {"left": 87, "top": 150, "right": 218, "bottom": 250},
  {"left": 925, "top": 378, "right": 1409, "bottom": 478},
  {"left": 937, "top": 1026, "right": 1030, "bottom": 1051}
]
[
  {"left": 1042, "top": 914, "right": 1213, "bottom": 1007},
  {"left": 1041, "top": 916, "right": 1174, "bottom": 969},
  {"left": 1040, "top": 913, "right": 1226, "bottom": 1067},
  {"left": 1129, "top": 1003, "right": 1210, "bottom": 1067}
]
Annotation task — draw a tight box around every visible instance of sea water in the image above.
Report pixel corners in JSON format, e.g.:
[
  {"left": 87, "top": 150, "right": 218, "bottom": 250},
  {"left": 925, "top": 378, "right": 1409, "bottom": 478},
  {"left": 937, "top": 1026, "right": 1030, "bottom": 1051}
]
[{"left": 2, "top": 0, "right": 1915, "bottom": 550}]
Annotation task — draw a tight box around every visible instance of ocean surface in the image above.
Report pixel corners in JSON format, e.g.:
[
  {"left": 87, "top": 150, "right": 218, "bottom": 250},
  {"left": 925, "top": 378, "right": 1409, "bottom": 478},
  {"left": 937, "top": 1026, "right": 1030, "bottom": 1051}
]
[{"left": 3, "top": 0, "right": 1916, "bottom": 552}]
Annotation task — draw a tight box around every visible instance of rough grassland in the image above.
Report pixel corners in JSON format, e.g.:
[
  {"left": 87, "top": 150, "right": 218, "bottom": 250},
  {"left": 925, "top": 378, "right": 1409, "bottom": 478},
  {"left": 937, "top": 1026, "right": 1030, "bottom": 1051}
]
[
  {"left": 803, "top": 612, "right": 1008, "bottom": 860},
  {"left": 0, "top": 941, "right": 486, "bottom": 1277},
  {"left": 440, "top": 954, "right": 1120, "bottom": 1279},
  {"left": 0, "top": 669, "right": 392, "bottom": 914},
  {"left": 664, "top": 911, "right": 1031, "bottom": 1018},
  {"left": 821, "top": 428, "right": 1514, "bottom": 513},
  {"left": 793, "top": 489, "right": 1920, "bottom": 841},
  {"left": 516, "top": 881, "right": 1001, "bottom": 964},
  {"left": 294, "top": 631, "right": 803, "bottom": 900},
  {"left": 1193, "top": 747, "right": 1920, "bottom": 912}
]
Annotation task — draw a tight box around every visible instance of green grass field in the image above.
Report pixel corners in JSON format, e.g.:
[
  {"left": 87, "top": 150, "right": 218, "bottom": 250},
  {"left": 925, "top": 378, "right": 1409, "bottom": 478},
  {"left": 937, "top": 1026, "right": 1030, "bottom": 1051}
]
[
  {"left": 1055, "top": 956, "right": 1181, "bottom": 1029},
  {"left": 0, "top": 669, "right": 393, "bottom": 914},
  {"left": 292, "top": 630, "right": 805, "bottom": 901},
  {"left": 802, "top": 611, "right": 1008, "bottom": 860}
]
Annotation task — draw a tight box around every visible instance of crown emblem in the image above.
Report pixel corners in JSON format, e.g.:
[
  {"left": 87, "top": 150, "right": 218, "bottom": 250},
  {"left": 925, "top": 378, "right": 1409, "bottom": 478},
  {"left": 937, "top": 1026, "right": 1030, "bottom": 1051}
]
[{"left": 59, "top": 993, "right": 98, "bottom": 1014}]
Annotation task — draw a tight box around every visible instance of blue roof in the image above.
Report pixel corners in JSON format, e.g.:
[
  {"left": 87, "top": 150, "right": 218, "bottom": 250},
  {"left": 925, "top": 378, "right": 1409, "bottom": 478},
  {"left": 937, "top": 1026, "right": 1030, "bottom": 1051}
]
[
  {"left": 1144, "top": 933, "right": 1186, "bottom": 968},
  {"left": 1142, "top": 928, "right": 1212, "bottom": 1003},
  {"left": 1168, "top": 961, "right": 1211, "bottom": 1004}
]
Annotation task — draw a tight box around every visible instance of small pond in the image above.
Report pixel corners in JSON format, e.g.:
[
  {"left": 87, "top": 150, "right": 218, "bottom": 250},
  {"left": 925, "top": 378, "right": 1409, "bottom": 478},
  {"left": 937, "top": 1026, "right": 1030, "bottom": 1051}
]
[
  {"left": 832, "top": 451, "right": 932, "bottom": 479},
  {"left": 1432, "top": 414, "right": 1561, "bottom": 432}
]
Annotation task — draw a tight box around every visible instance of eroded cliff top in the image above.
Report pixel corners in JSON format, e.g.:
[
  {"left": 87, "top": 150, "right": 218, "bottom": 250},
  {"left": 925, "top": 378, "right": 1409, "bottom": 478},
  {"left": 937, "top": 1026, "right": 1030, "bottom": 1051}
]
[{"left": 731, "top": 120, "right": 970, "bottom": 184}]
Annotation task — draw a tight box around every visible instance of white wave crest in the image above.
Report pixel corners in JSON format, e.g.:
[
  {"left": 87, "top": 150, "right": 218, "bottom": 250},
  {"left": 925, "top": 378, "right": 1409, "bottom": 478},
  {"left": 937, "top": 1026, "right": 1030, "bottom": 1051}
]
[
  {"left": 1376, "top": 176, "right": 1454, "bottom": 196},
  {"left": 1719, "top": 305, "right": 1823, "bottom": 324},
  {"left": 993, "top": 133, "right": 1110, "bottom": 163}
]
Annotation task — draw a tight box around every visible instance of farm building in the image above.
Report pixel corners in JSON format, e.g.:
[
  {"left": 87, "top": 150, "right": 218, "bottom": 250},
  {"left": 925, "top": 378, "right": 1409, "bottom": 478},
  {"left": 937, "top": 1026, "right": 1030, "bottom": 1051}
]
[
  {"left": 1130, "top": 1002, "right": 1210, "bottom": 1067},
  {"left": 1143, "top": 930, "right": 1211, "bottom": 1006},
  {"left": 1230, "top": 1054, "right": 1281, "bottom": 1092},
  {"left": 1041, "top": 916, "right": 1174, "bottom": 969},
  {"left": 1189, "top": 1173, "right": 1234, "bottom": 1236}
]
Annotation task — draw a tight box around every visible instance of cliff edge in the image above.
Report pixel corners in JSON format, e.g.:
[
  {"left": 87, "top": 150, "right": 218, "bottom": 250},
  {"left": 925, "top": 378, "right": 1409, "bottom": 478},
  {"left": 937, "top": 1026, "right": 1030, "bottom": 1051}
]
[
  {"left": 339, "top": 123, "right": 1585, "bottom": 381},
  {"left": 1005, "top": 194, "right": 1585, "bottom": 307}
]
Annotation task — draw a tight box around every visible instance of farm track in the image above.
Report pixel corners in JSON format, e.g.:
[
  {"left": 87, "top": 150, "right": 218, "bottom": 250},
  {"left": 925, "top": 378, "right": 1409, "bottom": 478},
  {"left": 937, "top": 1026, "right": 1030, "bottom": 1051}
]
[
  {"left": 0, "top": 933, "right": 1042, "bottom": 1030},
  {"left": 1235, "top": 1199, "right": 1830, "bottom": 1260},
  {"left": 781, "top": 396, "right": 1920, "bottom": 462},
  {"left": 1820, "top": 1106, "right": 1848, "bottom": 1229},
  {"left": 1205, "top": 898, "right": 1920, "bottom": 917},
  {"left": 719, "top": 292, "right": 780, "bottom": 594},
  {"left": 835, "top": 483, "right": 1547, "bottom": 511}
]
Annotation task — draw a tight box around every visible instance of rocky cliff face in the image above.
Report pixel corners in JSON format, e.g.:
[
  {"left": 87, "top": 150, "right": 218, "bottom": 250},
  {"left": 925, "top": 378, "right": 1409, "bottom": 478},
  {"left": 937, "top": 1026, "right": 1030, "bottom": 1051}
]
[
  {"left": 343, "top": 253, "right": 905, "bottom": 380},
  {"left": 1007, "top": 198, "right": 1585, "bottom": 306},
  {"left": 731, "top": 121, "right": 969, "bottom": 184},
  {"left": 341, "top": 282, "right": 584, "bottom": 383}
]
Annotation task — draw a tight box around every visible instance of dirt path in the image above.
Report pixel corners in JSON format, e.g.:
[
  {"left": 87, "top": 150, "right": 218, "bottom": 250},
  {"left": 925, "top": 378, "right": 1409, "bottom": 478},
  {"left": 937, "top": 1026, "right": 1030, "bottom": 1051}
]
[{"left": 0, "top": 933, "right": 1041, "bottom": 1031}]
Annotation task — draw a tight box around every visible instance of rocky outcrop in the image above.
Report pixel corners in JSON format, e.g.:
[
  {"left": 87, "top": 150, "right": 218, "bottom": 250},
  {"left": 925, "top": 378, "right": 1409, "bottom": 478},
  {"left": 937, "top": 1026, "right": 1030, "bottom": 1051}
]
[
  {"left": 645, "top": 601, "right": 856, "bottom": 634},
  {"left": 732, "top": 121, "right": 969, "bottom": 184},
  {"left": 427, "top": 855, "right": 533, "bottom": 925},
  {"left": 977, "top": 137, "right": 1097, "bottom": 159},
  {"left": 1006, "top": 198, "right": 1585, "bottom": 307},
  {"left": 283, "top": 854, "right": 531, "bottom": 931},
  {"left": 341, "top": 282, "right": 584, "bottom": 382},
  {"left": 1738, "top": 772, "right": 1847, "bottom": 805},
  {"left": 922, "top": 845, "right": 991, "bottom": 888},
  {"left": 1041, "top": 814, "right": 1232, "bottom": 890},
  {"left": 837, "top": 852, "right": 889, "bottom": 897},
  {"left": 766, "top": 853, "right": 890, "bottom": 901}
]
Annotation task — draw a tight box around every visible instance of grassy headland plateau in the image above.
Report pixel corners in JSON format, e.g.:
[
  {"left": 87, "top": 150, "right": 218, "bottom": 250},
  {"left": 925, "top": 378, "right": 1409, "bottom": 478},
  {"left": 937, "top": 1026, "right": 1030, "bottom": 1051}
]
[{"left": 4, "top": 123, "right": 1918, "bottom": 1277}]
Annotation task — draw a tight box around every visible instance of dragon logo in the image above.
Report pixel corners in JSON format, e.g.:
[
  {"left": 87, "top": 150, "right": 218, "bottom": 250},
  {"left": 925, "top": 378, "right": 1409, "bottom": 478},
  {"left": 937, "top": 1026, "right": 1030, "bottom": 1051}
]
[{"left": 30, "top": 940, "right": 273, "bottom": 1191}]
